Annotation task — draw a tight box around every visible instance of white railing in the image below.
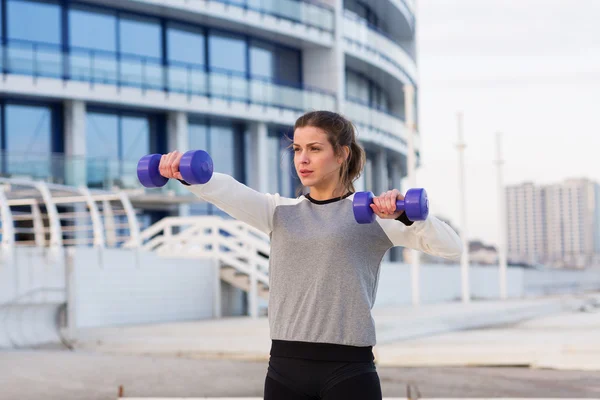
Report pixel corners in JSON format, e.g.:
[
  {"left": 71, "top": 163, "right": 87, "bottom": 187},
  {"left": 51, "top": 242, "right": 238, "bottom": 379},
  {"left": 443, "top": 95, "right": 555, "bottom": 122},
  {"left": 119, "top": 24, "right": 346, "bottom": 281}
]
[
  {"left": 343, "top": 13, "right": 417, "bottom": 82},
  {"left": 345, "top": 100, "right": 407, "bottom": 143},
  {"left": 0, "top": 178, "right": 140, "bottom": 261},
  {"left": 124, "top": 216, "right": 271, "bottom": 318}
]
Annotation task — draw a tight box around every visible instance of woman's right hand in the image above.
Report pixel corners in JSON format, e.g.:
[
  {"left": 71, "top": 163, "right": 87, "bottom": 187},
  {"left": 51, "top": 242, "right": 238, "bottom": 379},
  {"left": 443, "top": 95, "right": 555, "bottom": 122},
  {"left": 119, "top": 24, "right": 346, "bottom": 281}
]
[{"left": 159, "top": 151, "right": 184, "bottom": 181}]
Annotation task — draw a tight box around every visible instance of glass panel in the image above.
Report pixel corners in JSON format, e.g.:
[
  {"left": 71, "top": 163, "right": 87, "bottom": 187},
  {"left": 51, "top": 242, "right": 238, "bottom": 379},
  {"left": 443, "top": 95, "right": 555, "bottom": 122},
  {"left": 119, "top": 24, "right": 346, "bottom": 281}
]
[
  {"left": 266, "top": 135, "right": 279, "bottom": 195},
  {"left": 86, "top": 112, "right": 118, "bottom": 188},
  {"left": 167, "top": 23, "right": 204, "bottom": 65},
  {"left": 119, "top": 15, "right": 162, "bottom": 59},
  {"left": 209, "top": 123, "right": 236, "bottom": 177},
  {"left": 4, "top": 104, "right": 52, "bottom": 178},
  {"left": 209, "top": 72, "right": 248, "bottom": 100},
  {"left": 69, "top": 6, "right": 117, "bottom": 52},
  {"left": 250, "top": 42, "right": 274, "bottom": 79},
  {"left": 188, "top": 121, "right": 209, "bottom": 214},
  {"left": 121, "top": 115, "right": 150, "bottom": 162},
  {"left": 277, "top": 48, "right": 300, "bottom": 86},
  {"left": 208, "top": 33, "right": 246, "bottom": 74},
  {"left": 7, "top": 0, "right": 61, "bottom": 44},
  {"left": 6, "top": 42, "right": 61, "bottom": 77},
  {"left": 70, "top": 51, "right": 118, "bottom": 83}
]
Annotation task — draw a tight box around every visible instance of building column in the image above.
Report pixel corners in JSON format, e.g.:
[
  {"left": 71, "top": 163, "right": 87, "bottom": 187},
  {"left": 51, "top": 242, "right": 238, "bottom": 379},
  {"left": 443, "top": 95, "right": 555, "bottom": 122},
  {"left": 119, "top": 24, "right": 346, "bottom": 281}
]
[
  {"left": 375, "top": 149, "right": 391, "bottom": 262},
  {"left": 64, "top": 100, "right": 86, "bottom": 187},
  {"left": 167, "top": 111, "right": 189, "bottom": 153},
  {"left": 245, "top": 122, "right": 268, "bottom": 193},
  {"left": 167, "top": 111, "right": 189, "bottom": 215},
  {"left": 375, "top": 148, "right": 388, "bottom": 195},
  {"left": 390, "top": 160, "right": 402, "bottom": 192},
  {"left": 390, "top": 160, "right": 403, "bottom": 262}
]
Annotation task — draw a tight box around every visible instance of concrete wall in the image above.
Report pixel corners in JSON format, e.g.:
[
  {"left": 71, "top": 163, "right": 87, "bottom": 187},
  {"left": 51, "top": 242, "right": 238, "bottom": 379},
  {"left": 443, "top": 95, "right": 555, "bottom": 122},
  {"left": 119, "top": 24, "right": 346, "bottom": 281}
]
[
  {"left": 373, "top": 263, "right": 525, "bottom": 308},
  {"left": 2, "top": 246, "right": 600, "bottom": 349},
  {"left": 69, "top": 248, "right": 217, "bottom": 329}
]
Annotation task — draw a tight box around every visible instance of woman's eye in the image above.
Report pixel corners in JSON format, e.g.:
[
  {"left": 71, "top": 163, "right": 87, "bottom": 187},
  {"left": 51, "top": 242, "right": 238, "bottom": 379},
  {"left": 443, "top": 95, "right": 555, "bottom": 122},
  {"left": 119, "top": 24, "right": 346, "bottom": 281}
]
[
  {"left": 293, "top": 148, "right": 300, "bottom": 152},
  {"left": 311, "top": 148, "right": 320, "bottom": 152}
]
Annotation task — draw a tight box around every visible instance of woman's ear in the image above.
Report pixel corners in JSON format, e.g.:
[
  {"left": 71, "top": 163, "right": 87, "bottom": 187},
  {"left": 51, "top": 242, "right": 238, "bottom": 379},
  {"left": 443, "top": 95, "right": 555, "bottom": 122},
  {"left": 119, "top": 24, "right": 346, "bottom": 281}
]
[{"left": 338, "top": 145, "right": 350, "bottom": 164}]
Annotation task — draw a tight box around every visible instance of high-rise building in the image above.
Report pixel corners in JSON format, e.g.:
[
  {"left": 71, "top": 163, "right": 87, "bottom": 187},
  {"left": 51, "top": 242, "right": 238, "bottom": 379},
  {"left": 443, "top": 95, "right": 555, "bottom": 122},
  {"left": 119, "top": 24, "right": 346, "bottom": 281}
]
[
  {"left": 506, "top": 182, "right": 546, "bottom": 266},
  {"left": 0, "top": 0, "right": 419, "bottom": 232},
  {"left": 506, "top": 179, "right": 600, "bottom": 268}
]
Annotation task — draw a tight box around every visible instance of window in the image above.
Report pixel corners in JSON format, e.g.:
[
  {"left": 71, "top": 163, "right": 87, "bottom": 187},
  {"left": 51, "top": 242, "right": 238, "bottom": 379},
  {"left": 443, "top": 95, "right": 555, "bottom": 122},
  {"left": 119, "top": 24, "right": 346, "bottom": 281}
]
[
  {"left": 277, "top": 47, "right": 300, "bottom": 86},
  {"left": 69, "top": 6, "right": 117, "bottom": 82},
  {"left": 86, "top": 110, "right": 155, "bottom": 188},
  {"left": 7, "top": 0, "right": 62, "bottom": 77},
  {"left": 167, "top": 23, "right": 206, "bottom": 93},
  {"left": 209, "top": 33, "right": 248, "bottom": 99},
  {"left": 209, "top": 33, "right": 246, "bottom": 74},
  {"left": 119, "top": 15, "right": 162, "bottom": 89},
  {"left": 267, "top": 126, "right": 296, "bottom": 197},
  {"left": 7, "top": 0, "right": 61, "bottom": 44},
  {"left": 188, "top": 119, "right": 243, "bottom": 215},
  {"left": 250, "top": 41, "right": 274, "bottom": 79},
  {"left": 3, "top": 103, "right": 53, "bottom": 178}
]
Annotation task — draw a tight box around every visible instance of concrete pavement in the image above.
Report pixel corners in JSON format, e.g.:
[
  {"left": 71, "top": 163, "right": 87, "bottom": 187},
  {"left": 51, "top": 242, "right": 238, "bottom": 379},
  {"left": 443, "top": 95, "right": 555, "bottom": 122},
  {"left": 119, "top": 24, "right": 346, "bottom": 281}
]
[{"left": 68, "top": 293, "right": 600, "bottom": 370}]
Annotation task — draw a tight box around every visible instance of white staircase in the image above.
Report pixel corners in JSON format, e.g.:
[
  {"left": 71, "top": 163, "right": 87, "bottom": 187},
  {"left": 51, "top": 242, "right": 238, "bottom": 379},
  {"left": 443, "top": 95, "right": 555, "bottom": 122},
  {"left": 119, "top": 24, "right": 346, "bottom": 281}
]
[{"left": 125, "top": 216, "right": 271, "bottom": 318}]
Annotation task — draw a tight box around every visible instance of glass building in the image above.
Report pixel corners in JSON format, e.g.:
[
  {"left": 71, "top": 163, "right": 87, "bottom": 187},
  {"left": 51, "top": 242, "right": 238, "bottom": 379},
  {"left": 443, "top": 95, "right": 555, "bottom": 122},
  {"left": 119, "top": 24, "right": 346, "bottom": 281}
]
[{"left": 0, "top": 0, "right": 419, "bottom": 229}]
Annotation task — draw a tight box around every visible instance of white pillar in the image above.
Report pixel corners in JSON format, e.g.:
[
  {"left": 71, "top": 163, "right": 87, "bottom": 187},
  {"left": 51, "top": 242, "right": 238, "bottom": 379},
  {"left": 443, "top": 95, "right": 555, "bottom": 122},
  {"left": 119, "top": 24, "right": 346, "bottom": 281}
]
[
  {"left": 167, "top": 111, "right": 189, "bottom": 152},
  {"left": 404, "top": 84, "right": 420, "bottom": 306},
  {"left": 245, "top": 122, "right": 269, "bottom": 193},
  {"left": 375, "top": 149, "right": 388, "bottom": 194},
  {"left": 376, "top": 149, "right": 391, "bottom": 261},
  {"left": 495, "top": 132, "right": 508, "bottom": 299},
  {"left": 64, "top": 100, "right": 86, "bottom": 187},
  {"left": 456, "top": 112, "right": 471, "bottom": 303},
  {"left": 390, "top": 161, "right": 403, "bottom": 261},
  {"left": 167, "top": 111, "right": 189, "bottom": 211},
  {"left": 302, "top": 0, "right": 344, "bottom": 112}
]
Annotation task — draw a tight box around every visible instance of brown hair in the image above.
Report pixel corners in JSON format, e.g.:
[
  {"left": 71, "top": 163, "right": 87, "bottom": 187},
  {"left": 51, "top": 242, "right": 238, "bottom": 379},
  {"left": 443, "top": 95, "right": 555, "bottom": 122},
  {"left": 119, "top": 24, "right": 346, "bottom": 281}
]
[{"left": 293, "top": 110, "right": 366, "bottom": 197}]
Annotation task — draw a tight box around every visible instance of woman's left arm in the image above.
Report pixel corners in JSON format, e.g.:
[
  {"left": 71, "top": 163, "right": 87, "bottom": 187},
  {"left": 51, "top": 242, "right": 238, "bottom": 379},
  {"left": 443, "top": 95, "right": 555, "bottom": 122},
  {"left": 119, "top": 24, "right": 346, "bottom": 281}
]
[{"left": 371, "top": 189, "right": 463, "bottom": 261}]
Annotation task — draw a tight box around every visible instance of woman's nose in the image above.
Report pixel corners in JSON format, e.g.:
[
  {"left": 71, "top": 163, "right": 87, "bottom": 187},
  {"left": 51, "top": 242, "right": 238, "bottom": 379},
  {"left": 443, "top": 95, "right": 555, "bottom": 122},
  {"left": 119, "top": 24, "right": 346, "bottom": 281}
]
[{"left": 298, "top": 151, "right": 309, "bottom": 163}]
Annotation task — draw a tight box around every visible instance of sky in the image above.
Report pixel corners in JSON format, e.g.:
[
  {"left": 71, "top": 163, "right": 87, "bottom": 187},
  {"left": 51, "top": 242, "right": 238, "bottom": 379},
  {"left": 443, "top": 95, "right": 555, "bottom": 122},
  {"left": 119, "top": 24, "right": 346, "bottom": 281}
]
[{"left": 410, "top": 0, "right": 600, "bottom": 245}]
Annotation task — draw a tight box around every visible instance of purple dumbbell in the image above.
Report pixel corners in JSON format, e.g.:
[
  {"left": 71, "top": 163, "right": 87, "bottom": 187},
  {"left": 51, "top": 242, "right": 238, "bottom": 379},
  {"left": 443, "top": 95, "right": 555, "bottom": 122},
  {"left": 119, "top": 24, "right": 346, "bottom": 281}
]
[
  {"left": 353, "top": 188, "right": 429, "bottom": 224},
  {"left": 137, "top": 150, "right": 214, "bottom": 188}
]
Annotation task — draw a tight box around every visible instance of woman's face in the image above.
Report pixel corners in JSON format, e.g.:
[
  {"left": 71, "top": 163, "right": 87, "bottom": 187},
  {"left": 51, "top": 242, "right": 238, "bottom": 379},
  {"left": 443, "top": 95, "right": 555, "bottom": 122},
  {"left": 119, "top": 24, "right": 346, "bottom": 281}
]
[{"left": 293, "top": 126, "right": 343, "bottom": 189}]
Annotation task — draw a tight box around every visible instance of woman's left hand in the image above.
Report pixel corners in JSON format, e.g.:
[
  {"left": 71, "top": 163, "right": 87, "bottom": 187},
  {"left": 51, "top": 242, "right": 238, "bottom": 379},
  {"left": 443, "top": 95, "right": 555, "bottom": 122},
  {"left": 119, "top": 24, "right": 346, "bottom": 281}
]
[{"left": 370, "top": 189, "right": 405, "bottom": 219}]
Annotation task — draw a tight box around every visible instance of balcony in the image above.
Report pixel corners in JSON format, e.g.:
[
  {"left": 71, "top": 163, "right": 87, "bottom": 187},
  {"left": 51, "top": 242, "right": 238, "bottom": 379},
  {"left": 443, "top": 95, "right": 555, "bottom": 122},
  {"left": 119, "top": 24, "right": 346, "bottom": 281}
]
[
  {"left": 344, "top": 98, "right": 417, "bottom": 156},
  {"left": 343, "top": 11, "right": 417, "bottom": 85},
  {"left": 0, "top": 39, "right": 336, "bottom": 119},
  {"left": 0, "top": 150, "right": 188, "bottom": 197},
  {"left": 108, "top": 0, "right": 335, "bottom": 46},
  {"left": 389, "top": 0, "right": 416, "bottom": 30}
]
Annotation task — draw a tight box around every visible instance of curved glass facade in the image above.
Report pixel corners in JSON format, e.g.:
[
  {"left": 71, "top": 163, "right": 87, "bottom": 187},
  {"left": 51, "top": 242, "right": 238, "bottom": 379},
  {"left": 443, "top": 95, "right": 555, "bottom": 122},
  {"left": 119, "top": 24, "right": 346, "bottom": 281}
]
[{"left": 0, "top": 0, "right": 417, "bottom": 226}]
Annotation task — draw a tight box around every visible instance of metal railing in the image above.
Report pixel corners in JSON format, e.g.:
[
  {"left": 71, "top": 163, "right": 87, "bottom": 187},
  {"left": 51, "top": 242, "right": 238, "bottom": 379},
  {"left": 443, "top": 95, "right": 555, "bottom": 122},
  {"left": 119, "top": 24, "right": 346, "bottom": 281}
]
[
  {"left": 344, "top": 98, "right": 407, "bottom": 147},
  {"left": 343, "top": 12, "right": 417, "bottom": 82},
  {"left": 3, "top": 39, "right": 336, "bottom": 112},
  {"left": 124, "top": 215, "right": 271, "bottom": 318},
  {"left": 0, "top": 177, "right": 140, "bottom": 260},
  {"left": 209, "top": 0, "right": 335, "bottom": 32}
]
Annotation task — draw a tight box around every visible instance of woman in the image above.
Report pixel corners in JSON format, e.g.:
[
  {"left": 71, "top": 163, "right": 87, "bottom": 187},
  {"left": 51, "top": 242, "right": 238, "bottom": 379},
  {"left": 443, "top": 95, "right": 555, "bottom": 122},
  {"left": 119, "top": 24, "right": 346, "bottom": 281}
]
[{"left": 159, "top": 110, "right": 462, "bottom": 400}]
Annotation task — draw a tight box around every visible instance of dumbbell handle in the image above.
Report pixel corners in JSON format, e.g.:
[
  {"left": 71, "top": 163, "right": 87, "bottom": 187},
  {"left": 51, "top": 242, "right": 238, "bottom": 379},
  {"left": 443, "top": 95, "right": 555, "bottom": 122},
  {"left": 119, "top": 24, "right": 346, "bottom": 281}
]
[{"left": 395, "top": 199, "right": 406, "bottom": 211}]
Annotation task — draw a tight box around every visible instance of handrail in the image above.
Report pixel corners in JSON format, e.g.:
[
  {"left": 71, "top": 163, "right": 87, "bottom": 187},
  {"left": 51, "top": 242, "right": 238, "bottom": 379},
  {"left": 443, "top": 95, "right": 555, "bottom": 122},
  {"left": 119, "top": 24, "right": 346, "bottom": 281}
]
[
  {"left": 0, "top": 177, "right": 140, "bottom": 250},
  {"left": 4, "top": 39, "right": 336, "bottom": 110},
  {"left": 126, "top": 215, "right": 271, "bottom": 283}
]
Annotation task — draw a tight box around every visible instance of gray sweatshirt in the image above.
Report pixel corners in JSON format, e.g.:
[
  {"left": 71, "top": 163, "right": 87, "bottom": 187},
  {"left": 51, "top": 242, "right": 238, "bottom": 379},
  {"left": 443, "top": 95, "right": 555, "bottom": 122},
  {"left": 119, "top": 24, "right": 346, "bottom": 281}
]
[{"left": 186, "top": 173, "right": 462, "bottom": 347}]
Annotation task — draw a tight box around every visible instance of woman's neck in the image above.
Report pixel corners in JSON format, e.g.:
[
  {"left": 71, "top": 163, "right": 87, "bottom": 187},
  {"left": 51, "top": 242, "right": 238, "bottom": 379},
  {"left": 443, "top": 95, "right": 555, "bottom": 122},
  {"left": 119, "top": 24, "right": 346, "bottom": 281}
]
[{"left": 308, "top": 183, "right": 347, "bottom": 201}]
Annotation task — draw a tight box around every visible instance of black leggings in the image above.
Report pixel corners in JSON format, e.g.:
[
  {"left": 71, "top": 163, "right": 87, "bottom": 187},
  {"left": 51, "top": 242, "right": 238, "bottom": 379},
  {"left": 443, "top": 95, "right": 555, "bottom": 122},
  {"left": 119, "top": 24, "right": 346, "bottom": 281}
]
[{"left": 263, "top": 356, "right": 382, "bottom": 400}]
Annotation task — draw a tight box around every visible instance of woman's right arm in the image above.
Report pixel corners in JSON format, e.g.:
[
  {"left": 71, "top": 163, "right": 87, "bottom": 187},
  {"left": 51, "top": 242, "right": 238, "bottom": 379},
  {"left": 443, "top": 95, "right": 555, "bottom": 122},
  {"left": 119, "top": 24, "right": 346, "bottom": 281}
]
[
  {"left": 181, "top": 173, "right": 281, "bottom": 235},
  {"left": 159, "top": 151, "right": 282, "bottom": 235}
]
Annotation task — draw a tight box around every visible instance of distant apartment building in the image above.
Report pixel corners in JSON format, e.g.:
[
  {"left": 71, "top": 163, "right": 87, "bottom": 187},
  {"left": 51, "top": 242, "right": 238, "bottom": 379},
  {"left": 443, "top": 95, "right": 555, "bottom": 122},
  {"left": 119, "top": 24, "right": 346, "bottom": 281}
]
[{"left": 506, "top": 179, "right": 600, "bottom": 268}]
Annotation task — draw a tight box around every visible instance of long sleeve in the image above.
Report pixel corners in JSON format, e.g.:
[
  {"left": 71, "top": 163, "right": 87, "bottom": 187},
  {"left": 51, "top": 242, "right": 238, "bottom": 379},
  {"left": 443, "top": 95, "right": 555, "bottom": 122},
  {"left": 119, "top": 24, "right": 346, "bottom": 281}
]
[
  {"left": 377, "top": 214, "right": 463, "bottom": 261},
  {"left": 182, "top": 173, "right": 297, "bottom": 235}
]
